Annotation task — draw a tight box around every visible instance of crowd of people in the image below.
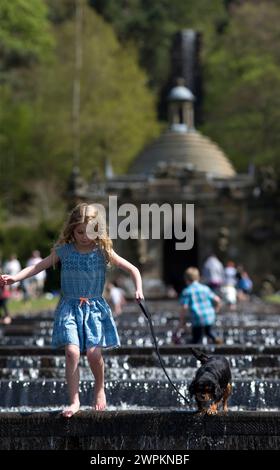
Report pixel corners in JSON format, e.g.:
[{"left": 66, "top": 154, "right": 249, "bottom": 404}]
[{"left": 202, "top": 254, "right": 253, "bottom": 306}]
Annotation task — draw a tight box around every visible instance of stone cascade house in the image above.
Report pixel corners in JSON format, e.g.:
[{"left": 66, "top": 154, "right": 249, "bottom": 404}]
[
  {"left": 67, "top": 30, "right": 279, "bottom": 296},
  {"left": 67, "top": 80, "right": 279, "bottom": 296}
]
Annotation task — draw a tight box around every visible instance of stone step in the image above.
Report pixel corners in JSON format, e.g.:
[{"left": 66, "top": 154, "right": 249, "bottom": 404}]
[
  {"left": 1, "top": 345, "right": 280, "bottom": 355},
  {"left": 0, "top": 410, "right": 280, "bottom": 450}
]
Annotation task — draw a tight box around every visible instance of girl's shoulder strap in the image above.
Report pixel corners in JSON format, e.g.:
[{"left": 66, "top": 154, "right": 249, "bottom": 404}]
[{"left": 55, "top": 243, "right": 72, "bottom": 260}]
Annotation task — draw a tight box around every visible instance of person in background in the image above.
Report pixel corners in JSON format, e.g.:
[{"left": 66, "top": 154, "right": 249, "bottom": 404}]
[
  {"left": 221, "top": 260, "right": 237, "bottom": 310},
  {"left": 176, "top": 267, "right": 222, "bottom": 345},
  {"left": 236, "top": 266, "right": 253, "bottom": 301},
  {"left": 107, "top": 281, "right": 126, "bottom": 316},
  {"left": 202, "top": 253, "right": 224, "bottom": 293},
  {"left": 25, "top": 250, "right": 47, "bottom": 297},
  {"left": 3, "top": 254, "right": 22, "bottom": 297}
]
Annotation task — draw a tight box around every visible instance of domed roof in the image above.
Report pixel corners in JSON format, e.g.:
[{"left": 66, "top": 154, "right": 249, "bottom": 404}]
[
  {"left": 168, "top": 86, "right": 194, "bottom": 101},
  {"left": 129, "top": 129, "right": 236, "bottom": 178}
]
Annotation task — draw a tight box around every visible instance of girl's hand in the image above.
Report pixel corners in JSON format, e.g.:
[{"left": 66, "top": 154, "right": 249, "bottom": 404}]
[
  {"left": 135, "top": 290, "right": 144, "bottom": 302},
  {"left": 0, "top": 275, "right": 16, "bottom": 286},
  {"left": 0, "top": 275, "right": 6, "bottom": 286}
]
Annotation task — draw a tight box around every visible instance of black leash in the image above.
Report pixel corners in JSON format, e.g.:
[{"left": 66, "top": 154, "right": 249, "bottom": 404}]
[{"left": 138, "top": 300, "right": 190, "bottom": 404}]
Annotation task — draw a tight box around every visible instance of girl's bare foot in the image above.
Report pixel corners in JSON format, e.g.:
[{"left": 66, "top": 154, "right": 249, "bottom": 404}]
[
  {"left": 61, "top": 402, "right": 80, "bottom": 418},
  {"left": 93, "top": 387, "right": 106, "bottom": 411}
]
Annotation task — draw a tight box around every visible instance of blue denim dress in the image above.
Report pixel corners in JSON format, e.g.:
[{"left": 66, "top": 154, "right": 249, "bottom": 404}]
[{"left": 52, "top": 243, "right": 120, "bottom": 351}]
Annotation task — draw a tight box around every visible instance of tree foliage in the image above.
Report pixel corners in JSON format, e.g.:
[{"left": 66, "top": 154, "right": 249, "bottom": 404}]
[
  {"left": 0, "top": 0, "right": 53, "bottom": 71},
  {"left": 92, "top": 0, "right": 227, "bottom": 90},
  {"left": 202, "top": 1, "right": 280, "bottom": 171},
  {"left": 34, "top": 6, "right": 159, "bottom": 175},
  {"left": 2, "top": 0, "right": 280, "bottom": 227},
  {"left": 0, "top": 3, "right": 159, "bottom": 219}
]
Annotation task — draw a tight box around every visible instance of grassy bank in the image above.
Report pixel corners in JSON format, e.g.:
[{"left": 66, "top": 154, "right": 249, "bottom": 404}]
[
  {"left": 264, "top": 294, "right": 280, "bottom": 305},
  {"left": 7, "top": 296, "right": 59, "bottom": 316}
]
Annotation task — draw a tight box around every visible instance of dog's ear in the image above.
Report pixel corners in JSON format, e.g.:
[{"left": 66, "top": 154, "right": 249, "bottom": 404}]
[
  {"left": 214, "top": 383, "right": 223, "bottom": 401},
  {"left": 189, "top": 380, "right": 196, "bottom": 397}
]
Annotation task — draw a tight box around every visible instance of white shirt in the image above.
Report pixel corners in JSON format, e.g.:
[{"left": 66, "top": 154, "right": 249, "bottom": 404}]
[
  {"left": 224, "top": 266, "right": 237, "bottom": 286},
  {"left": 202, "top": 256, "right": 224, "bottom": 284},
  {"left": 4, "top": 259, "right": 21, "bottom": 276},
  {"left": 110, "top": 286, "right": 125, "bottom": 305}
]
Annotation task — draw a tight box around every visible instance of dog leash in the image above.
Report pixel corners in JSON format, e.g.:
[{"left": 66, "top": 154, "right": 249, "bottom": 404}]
[{"left": 138, "top": 300, "right": 190, "bottom": 404}]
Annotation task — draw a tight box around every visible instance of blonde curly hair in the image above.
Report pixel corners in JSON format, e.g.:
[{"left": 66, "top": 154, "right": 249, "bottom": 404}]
[{"left": 53, "top": 203, "right": 113, "bottom": 263}]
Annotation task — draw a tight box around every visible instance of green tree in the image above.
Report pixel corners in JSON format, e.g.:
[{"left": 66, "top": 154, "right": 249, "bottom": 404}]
[
  {"left": 33, "top": 6, "right": 159, "bottom": 177},
  {"left": 92, "top": 0, "right": 227, "bottom": 91},
  {"left": 0, "top": 86, "right": 35, "bottom": 211},
  {"left": 0, "top": 0, "right": 53, "bottom": 72},
  {"left": 0, "top": 3, "right": 159, "bottom": 220},
  {"left": 0, "top": 0, "right": 55, "bottom": 219},
  {"left": 203, "top": 1, "right": 280, "bottom": 171}
]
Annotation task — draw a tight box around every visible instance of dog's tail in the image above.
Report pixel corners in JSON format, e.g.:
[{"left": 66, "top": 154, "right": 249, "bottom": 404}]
[{"left": 190, "top": 348, "right": 210, "bottom": 364}]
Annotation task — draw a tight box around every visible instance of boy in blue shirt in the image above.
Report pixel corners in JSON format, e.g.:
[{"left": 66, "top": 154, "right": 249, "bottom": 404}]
[{"left": 178, "top": 267, "right": 222, "bottom": 344}]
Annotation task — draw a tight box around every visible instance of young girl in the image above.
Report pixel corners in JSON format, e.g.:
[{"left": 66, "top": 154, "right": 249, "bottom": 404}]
[{"left": 0, "top": 203, "right": 144, "bottom": 417}]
